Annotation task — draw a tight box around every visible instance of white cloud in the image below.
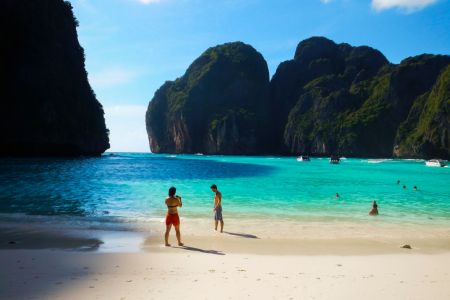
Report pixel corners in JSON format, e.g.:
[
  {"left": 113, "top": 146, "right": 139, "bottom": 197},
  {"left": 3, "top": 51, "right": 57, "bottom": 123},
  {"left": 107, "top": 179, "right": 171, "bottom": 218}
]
[
  {"left": 88, "top": 67, "right": 140, "bottom": 88},
  {"left": 104, "top": 105, "right": 150, "bottom": 152},
  {"left": 371, "top": 0, "right": 437, "bottom": 12}
]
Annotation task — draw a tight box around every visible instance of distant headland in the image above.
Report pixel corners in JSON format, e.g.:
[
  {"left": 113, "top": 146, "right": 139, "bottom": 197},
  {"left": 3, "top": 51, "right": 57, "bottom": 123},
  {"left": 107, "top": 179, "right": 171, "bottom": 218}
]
[{"left": 146, "top": 37, "right": 450, "bottom": 159}]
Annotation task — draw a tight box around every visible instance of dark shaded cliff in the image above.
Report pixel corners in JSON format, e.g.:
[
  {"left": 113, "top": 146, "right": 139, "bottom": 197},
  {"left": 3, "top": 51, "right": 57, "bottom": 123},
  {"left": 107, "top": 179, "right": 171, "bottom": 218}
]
[
  {"left": 146, "top": 42, "right": 271, "bottom": 154},
  {"left": 146, "top": 37, "right": 450, "bottom": 159},
  {"left": 0, "top": 0, "right": 109, "bottom": 156},
  {"left": 394, "top": 64, "right": 450, "bottom": 158}
]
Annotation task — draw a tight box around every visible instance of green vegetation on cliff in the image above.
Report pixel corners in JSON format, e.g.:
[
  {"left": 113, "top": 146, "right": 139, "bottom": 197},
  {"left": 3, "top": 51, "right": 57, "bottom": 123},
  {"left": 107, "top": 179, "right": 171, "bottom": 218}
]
[
  {"left": 146, "top": 37, "right": 450, "bottom": 159},
  {"left": 146, "top": 42, "right": 271, "bottom": 154},
  {"left": 271, "top": 38, "right": 450, "bottom": 158},
  {"left": 395, "top": 64, "right": 450, "bottom": 158}
]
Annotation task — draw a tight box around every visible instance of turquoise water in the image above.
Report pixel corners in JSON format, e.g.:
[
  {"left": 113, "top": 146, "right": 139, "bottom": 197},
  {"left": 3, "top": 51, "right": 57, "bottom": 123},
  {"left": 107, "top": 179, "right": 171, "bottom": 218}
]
[{"left": 0, "top": 153, "right": 449, "bottom": 227}]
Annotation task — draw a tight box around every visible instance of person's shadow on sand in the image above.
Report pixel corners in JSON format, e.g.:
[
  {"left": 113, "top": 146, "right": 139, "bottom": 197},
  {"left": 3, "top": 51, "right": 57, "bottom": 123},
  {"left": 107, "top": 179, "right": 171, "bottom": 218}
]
[
  {"left": 174, "top": 245, "right": 225, "bottom": 255},
  {"left": 223, "top": 231, "right": 259, "bottom": 239}
]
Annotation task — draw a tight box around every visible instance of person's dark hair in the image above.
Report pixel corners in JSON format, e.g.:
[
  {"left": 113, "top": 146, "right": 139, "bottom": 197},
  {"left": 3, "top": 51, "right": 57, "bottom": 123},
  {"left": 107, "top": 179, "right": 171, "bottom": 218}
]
[
  {"left": 169, "top": 187, "right": 176, "bottom": 197},
  {"left": 210, "top": 184, "right": 217, "bottom": 189}
]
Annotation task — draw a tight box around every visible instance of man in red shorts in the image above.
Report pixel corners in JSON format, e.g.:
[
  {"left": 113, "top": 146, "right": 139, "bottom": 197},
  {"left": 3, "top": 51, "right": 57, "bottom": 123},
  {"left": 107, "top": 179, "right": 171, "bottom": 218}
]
[{"left": 164, "top": 186, "right": 184, "bottom": 247}]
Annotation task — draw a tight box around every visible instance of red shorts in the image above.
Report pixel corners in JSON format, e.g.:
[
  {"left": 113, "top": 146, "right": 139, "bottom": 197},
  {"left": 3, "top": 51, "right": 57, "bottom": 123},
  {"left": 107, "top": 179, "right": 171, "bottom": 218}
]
[{"left": 165, "top": 213, "right": 180, "bottom": 226}]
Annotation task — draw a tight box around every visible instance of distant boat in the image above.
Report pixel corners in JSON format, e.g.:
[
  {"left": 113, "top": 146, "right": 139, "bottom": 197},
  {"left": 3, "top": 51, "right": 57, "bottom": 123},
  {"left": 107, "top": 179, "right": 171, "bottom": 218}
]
[
  {"left": 330, "top": 156, "right": 340, "bottom": 164},
  {"left": 425, "top": 159, "right": 446, "bottom": 167},
  {"left": 195, "top": 153, "right": 204, "bottom": 156},
  {"left": 297, "top": 155, "right": 310, "bottom": 162}
]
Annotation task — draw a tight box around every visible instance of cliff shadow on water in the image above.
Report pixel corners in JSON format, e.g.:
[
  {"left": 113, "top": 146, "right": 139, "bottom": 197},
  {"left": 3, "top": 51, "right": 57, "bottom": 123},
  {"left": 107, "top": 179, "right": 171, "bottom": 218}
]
[{"left": 0, "top": 155, "right": 275, "bottom": 216}]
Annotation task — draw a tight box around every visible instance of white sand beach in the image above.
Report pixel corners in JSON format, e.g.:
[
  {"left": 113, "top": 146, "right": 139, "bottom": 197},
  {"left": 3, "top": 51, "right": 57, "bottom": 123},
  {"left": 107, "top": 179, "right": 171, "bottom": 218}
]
[
  {"left": 1, "top": 249, "right": 450, "bottom": 300},
  {"left": 1, "top": 219, "right": 450, "bottom": 300}
]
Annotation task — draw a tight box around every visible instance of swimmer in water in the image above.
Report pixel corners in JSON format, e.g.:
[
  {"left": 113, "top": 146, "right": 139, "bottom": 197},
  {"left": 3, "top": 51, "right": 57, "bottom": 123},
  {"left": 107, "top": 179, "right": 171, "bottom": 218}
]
[
  {"left": 403, "top": 185, "right": 406, "bottom": 189},
  {"left": 397, "top": 180, "right": 400, "bottom": 185},
  {"left": 413, "top": 186, "right": 418, "bottom": 191},
  {"left": 369, "top": 201, "right": 379, "bottom": 216},
  {"left": 336, "top": 193, "right": 340, "bottom": 199}
]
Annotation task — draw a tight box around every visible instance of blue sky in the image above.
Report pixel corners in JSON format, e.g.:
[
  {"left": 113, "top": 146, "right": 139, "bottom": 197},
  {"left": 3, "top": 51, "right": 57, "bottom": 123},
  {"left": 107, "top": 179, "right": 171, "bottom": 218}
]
[{"left": 71, "top": 0, "right": 450, "bottom": 152}]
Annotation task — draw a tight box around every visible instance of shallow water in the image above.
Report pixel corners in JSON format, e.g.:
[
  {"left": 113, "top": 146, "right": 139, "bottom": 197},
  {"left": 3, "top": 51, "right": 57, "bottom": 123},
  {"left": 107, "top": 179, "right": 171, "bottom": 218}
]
[{"left": 0, "top": 153, "right": 449, "bottom": 230}]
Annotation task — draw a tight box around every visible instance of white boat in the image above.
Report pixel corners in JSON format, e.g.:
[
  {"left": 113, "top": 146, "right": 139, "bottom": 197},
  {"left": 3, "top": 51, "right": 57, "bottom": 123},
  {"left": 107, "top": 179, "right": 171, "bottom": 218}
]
[
  {"left": 368, "top": 159, "right": 391, "bottom": 164},
  {"left": 425, "top": 159, "right": 446, "bottom": 167},
  {"left": 297, "top": 155, "right": 310, "bottom": 162},
  {"left": 329, "top": 156, "right": 340, "bottom": 164}
]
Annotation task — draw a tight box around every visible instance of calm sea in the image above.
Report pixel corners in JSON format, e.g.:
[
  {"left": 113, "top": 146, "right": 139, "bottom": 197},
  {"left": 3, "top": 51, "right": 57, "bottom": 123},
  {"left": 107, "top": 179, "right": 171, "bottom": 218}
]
[{"left": 0, "top": 153, "right": 449, "bottom": 230}]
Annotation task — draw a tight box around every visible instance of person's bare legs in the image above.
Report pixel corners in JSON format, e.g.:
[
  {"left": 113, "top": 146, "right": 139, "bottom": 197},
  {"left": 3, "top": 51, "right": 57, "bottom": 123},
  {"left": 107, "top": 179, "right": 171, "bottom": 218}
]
[
  {"left": 174, "top": 224, "right": 183, "bottom": 246},
  {"left": 164, "top": 224, "right": 172, "bottom": 246},
  {"left": 220, "top": 220, "right": 224, "bottom": 233},
  {"left": 214, "top": 220, "right": 218, "bottom": 231}
]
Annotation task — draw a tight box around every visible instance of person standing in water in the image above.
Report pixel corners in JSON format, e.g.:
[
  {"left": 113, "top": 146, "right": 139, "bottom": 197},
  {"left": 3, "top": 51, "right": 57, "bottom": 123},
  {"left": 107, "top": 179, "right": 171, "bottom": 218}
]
[
  {"left": 369, "top": 201, "right": 379, "bottom": 216},
  {"left": 164, "top": 187, "right": 184, "bottom": 247},
  {"left": 211, "top": 184, "right": 224, "bottom": 232}
]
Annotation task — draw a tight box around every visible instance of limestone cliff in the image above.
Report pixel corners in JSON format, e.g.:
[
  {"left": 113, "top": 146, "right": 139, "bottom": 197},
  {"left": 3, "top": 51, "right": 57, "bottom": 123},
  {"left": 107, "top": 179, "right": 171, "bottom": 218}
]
[
  {"left": 146, "top": 42, "right": 271, "bottom": 154},
  {"left": 0, "top": 0, "right": 109, "bottom": 156}
]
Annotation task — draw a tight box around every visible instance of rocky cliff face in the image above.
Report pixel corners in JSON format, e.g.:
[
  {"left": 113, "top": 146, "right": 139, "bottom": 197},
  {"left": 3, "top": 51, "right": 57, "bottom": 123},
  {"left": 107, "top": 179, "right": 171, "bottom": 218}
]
[
  {"left": 146, "top": 42, "right": 271, "bottom": 154},
  {"left": 146, "top": 37, "right": 450, "bottom": 159},
  {"left": 272, "top": 37, "right": 450, "bottom": 158},
  {"left": 270, "top": 37, "right": 390, "bottom": 156},
  {"left": 0, "top": 0, "right": 109, "bottom": 156},
  {"left": 394, "top": 63, "right": 450, "bottom": 158}
]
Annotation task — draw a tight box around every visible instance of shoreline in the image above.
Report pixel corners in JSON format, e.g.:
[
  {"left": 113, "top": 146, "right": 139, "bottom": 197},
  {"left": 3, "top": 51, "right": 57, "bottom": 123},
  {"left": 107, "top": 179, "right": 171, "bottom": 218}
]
[{"left": 2, "top": 217, "right": 450, "bottom": 255}]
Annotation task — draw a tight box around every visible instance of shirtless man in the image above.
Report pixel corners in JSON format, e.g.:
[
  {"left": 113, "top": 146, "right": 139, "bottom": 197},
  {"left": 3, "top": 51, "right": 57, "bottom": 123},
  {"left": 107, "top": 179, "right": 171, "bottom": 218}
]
[
  {"left": 211, "top": 184, "right": 224, "bottom": 232},
  {"left": 164, "top": 186, "right": 184, "bottom": 247}
]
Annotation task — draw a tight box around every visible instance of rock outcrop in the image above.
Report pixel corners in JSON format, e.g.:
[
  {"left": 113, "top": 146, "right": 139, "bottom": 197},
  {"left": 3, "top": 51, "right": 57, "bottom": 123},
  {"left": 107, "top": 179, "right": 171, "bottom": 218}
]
[
  {"left": 0, "top": 0, "right": 109, "bottom": 156},
  {"left": 146, "top": 42, "right": 271, "bottom": 154},
  {"left": 271, "top": 37, "right": 450, "bottom": 158},
  {"left": 146, "top": 37, "right": 450, "bottom": 159},
  {"left": 394, "top": 63, "right": 450, "bottom": 158},
  {"left": 270, "top": 37, "right": 390, "bottom": 156}
]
